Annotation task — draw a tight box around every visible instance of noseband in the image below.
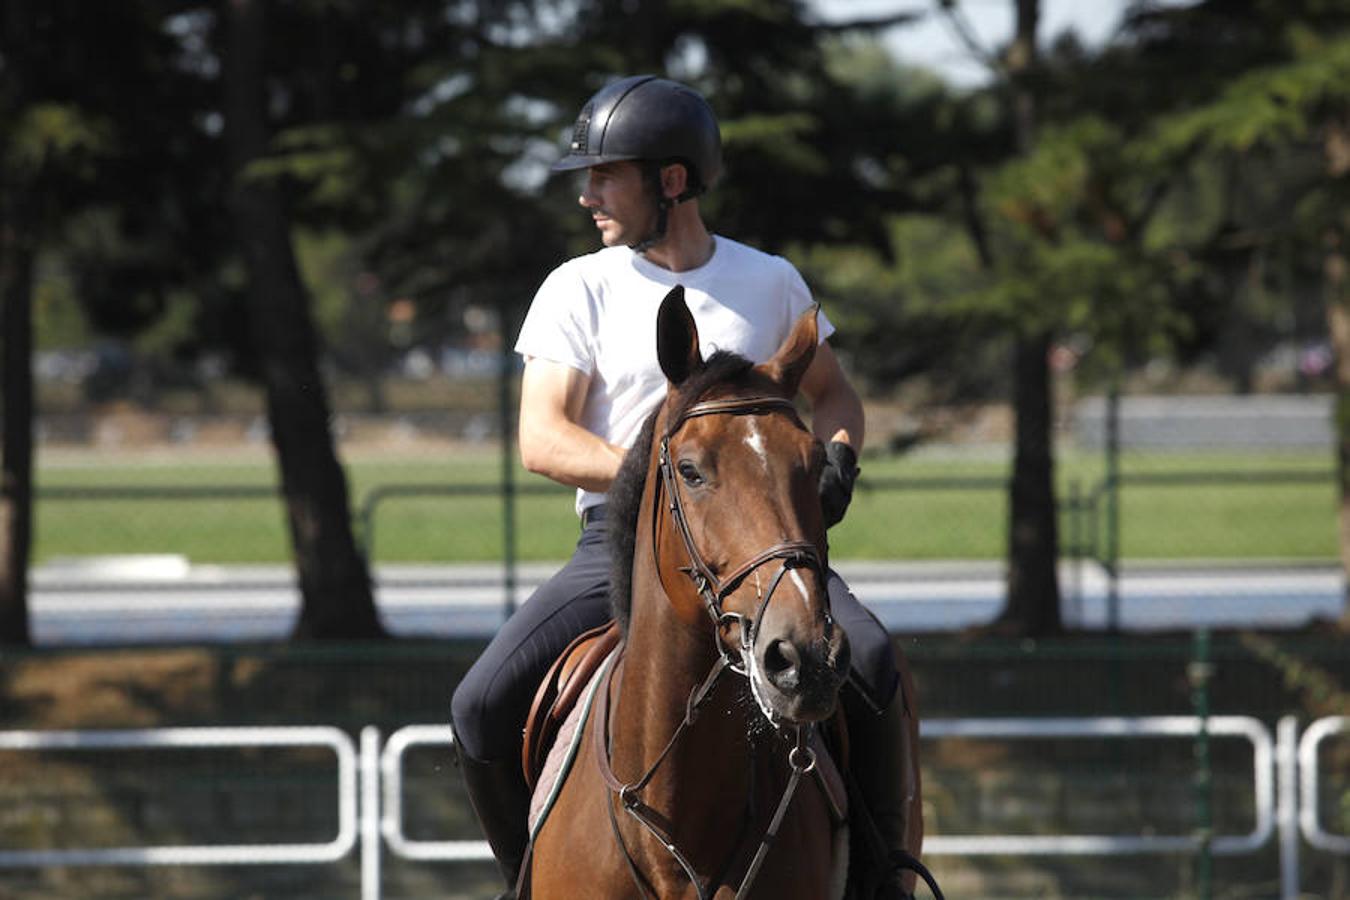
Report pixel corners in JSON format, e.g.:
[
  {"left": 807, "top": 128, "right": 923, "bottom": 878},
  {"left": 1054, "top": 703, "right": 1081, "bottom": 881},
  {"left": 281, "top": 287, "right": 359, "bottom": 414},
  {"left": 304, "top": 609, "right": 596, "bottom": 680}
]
[{"left": 656, "top": 395, "right": 829, "bottom": 680}]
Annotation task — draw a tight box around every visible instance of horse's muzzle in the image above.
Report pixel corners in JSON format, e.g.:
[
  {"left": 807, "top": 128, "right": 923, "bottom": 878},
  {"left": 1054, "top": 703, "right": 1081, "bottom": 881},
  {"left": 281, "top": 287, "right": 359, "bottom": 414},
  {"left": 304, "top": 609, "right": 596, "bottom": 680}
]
[{"left": 757, "top": 622, "right": 850, "bottom": 724}]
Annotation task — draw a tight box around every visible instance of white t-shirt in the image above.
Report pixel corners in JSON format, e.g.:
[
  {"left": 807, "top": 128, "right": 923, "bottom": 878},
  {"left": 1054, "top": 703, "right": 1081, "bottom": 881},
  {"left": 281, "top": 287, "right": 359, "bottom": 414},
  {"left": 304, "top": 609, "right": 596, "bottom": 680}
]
[{"left": 515, "top": 235, "right": 835, "bottom": 516}]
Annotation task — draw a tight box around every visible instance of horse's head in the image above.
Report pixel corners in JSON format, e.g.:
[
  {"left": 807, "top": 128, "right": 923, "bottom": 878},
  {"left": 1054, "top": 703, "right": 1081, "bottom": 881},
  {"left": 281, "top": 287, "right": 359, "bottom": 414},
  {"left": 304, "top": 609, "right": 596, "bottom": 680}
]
[{"left": 650, "top": 286, "right": 850, "bottom": 726}]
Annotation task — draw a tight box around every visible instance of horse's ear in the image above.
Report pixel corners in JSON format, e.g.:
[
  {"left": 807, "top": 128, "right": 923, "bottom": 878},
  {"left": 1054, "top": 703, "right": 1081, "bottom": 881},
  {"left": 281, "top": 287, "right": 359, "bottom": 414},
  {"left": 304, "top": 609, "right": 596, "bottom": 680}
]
[
  {"left": 758, "top": 303, "right": 818, "bottom": 396},
  {"left": 656, "top": 285, "right": 703, "bottom": 386}
]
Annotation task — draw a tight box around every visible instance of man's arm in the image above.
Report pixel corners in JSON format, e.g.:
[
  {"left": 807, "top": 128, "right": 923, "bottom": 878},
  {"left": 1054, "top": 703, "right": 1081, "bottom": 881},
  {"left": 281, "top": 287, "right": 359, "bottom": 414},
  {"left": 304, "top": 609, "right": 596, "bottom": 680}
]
[
  {"left": 800, "top": 340, "right": 865, "bottom": 528},
  {"left": 799, "top": 341, "right": 865, "bottom": 452},
  {"left": 518, "top": 357, "right": 626, "bottom": 492}
]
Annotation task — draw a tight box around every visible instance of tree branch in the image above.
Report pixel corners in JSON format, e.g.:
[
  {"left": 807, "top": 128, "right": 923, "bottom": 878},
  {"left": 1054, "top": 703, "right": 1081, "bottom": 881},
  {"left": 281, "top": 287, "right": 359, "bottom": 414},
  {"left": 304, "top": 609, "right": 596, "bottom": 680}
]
[
  {"left": 936, "top": 0, "right": 1007, "bottom": 79},
  {"left": 814, "top": 9, "right": 928, "bottom": 34}
]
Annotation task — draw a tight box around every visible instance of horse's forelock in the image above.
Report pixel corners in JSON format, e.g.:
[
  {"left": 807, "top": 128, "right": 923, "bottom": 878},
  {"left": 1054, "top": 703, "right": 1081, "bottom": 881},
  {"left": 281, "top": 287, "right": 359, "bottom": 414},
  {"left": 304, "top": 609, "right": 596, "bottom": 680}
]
[{"left": 665, "top": 351, "right": 760, "bottom": 431}]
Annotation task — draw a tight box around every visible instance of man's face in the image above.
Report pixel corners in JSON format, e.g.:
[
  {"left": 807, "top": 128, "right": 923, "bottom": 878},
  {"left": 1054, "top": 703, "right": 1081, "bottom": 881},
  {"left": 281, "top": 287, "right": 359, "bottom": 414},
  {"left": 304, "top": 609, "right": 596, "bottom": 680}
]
[{"left": 577, "top": 161, "right": 656, "bottom": 247}]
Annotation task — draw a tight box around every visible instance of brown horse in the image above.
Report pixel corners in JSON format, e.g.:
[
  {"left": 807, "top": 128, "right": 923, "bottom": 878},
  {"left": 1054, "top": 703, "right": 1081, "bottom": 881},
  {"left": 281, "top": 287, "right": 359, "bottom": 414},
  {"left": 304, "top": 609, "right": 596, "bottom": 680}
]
[{"left": 529, "top": 286, "right": 853, "bottom": 899}]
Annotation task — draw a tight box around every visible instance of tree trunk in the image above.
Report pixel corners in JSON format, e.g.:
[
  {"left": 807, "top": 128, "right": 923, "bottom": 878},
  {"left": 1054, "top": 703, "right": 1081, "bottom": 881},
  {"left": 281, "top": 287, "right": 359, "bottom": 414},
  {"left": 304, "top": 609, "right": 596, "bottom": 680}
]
[
  {"left": 1001, "top": 331, "right": 1063, "bottom": 634},
  {"left": 1323, "top": 120, "right": 1350, "bottom": 630},
  {"left": 996, "top": 0, "right": 1063, "bottom": 636},
  {"left": 222, "top": 0, "right": 384, "bottom": 639},
  {"left": 0, "top": 186, "right": 35, "bottom": 647}
]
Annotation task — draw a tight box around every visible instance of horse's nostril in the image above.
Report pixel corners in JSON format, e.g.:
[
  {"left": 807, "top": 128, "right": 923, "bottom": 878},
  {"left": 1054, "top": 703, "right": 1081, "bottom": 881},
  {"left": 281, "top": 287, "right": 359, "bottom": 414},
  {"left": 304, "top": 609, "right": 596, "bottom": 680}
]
[{"left": 763, "top": 639, "right": 801, "bottom": 689}]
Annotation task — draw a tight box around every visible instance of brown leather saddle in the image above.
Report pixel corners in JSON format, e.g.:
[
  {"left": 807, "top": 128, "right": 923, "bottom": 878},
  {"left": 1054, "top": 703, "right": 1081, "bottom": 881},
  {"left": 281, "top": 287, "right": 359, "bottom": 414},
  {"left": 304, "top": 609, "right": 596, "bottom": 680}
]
[{"left": 522, "top": 619, "right": 623, "bottom": 790}]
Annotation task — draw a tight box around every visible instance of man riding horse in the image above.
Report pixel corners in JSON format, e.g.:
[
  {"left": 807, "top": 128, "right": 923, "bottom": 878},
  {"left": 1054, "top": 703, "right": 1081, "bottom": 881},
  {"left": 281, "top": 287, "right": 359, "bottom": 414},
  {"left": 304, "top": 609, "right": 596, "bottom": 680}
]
[{"left": 450, "top": 75, "right": 925, "bottom": 899}]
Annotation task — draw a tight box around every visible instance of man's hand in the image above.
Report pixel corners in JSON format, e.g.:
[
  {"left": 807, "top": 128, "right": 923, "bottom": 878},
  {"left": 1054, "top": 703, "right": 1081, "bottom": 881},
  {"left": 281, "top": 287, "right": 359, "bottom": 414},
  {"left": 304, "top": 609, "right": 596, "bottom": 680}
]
[{"left": 819, "top": 441, "right": 860, "bottom": 529}]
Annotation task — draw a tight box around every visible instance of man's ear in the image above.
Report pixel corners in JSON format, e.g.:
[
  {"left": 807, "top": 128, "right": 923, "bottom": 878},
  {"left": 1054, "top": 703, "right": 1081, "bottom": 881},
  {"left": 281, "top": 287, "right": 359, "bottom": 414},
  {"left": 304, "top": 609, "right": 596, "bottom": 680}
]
[
  {"left": 660, "top": 162, "right": 689, "bottom": 201},
  {"left": 756, "top": 304, "right": 818, "bottom": 396},
  {"left": 656, "top": 285, "right": 702, "bottom": 386}
]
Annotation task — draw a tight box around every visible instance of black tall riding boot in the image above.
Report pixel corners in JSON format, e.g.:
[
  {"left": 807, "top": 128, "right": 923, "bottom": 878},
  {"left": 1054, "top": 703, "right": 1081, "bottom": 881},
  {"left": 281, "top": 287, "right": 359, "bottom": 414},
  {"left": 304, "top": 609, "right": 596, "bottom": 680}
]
[
  {"left": 453, "top": 731, "right": 531, "bottom": 900},
  {"left": 843, "top": 664, "right": 925, "bottom": 900}
]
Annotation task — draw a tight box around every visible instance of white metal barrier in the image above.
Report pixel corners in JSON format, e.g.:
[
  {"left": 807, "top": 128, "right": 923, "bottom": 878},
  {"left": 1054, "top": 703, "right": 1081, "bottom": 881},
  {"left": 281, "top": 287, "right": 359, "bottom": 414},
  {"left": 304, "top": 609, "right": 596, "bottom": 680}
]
[
  {"left": 1298, "top": 716, "right": 1350, "bottom": 854},
  {"left": 1, "top": 717, "right": 1345, "bottom": 898},
  {"left": 0, "top": 726, "right": 357, "bottom": 867},
  {"left": 919, "top": 716, "right": 1275, "bottom": 857},
  {"left": 376, "top": 724, "right": 488, "bottom": 862}
]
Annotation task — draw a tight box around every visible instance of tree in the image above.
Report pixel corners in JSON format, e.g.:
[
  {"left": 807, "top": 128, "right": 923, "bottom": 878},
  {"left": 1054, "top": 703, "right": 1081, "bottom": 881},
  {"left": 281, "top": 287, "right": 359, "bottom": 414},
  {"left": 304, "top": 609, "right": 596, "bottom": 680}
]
[
  {"left": 791, "top": 39, "right": 1014, "bottom": 405},
  {"left": 921, "top": 0, "right": 1064, "bottom": 635},
  {"left": 0, "top": 144, "right": 36, "bottom": 646},
  {"left": 169, "top": 0, "right": 476, "bottom": 638},
  {"left": 919, "top": 0, "right": 1216, "bottom": 634},
  {"left": 1136, "top": 17, "right": 1350, "bottom": 623},
  {"left": 220, "top": 0, "right": 384, "bottom": 639},
  {"left": 996, "top": 0, "right": 1064, "bottom": 635},
  {"left": 1, "top": 0, "right": 195, "bottom": 645}
]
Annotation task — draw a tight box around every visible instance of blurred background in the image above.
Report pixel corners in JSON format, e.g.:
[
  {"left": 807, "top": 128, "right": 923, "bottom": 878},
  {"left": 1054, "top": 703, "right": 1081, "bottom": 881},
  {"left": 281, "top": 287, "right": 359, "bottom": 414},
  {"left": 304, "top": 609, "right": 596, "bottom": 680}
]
[{"left": 1, "top": 0, "right": 1348, "bottom": 897}]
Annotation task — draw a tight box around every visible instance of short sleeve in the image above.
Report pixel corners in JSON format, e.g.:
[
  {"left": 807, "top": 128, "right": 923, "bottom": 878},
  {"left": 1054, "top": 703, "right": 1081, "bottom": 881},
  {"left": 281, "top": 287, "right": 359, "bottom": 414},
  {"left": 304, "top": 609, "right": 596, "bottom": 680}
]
[
  {"left": 783, "top": 261, "right": 836, "bottom": 343},
  {"left": 514, "top": 263, "right": 595, "bottom": 373}
]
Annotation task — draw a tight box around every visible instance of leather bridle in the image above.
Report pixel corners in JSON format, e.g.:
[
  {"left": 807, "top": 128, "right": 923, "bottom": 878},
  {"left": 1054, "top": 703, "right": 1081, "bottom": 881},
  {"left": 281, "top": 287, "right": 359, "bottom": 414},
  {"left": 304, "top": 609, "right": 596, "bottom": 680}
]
[
  {"left": 591, "top": 393, "right": 837, "bottom": 900},
  {"left": 656, "top": 395, "right": 829, "bottom": 679}
]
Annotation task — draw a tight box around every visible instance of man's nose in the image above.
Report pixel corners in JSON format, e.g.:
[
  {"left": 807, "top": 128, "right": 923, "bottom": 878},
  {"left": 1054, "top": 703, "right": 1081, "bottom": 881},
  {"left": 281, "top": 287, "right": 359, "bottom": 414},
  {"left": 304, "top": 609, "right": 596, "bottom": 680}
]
[{"left": 577, "top": 177, "right": 598, "bottom": 208}]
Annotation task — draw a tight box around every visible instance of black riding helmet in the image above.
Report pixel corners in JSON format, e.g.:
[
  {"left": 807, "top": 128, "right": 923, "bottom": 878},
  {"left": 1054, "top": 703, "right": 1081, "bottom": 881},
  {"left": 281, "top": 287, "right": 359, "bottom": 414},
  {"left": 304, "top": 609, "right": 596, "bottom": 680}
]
[{"left": 553, "top": 75, "right": 723, "bottom": 251}]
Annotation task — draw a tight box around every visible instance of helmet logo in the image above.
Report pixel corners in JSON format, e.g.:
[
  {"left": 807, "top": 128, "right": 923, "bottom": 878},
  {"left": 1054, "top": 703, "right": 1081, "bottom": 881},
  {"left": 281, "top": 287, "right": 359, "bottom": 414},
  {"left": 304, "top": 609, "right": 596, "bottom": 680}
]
[{"left": 571, "top": 102, "right": 593, "bottom": 153}]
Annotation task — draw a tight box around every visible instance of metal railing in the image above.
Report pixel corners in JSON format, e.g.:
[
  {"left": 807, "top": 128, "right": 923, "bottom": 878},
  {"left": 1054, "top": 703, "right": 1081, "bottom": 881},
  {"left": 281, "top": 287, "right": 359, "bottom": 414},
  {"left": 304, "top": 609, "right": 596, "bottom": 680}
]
[
  {"left": 0, "top": 726, "right": 357, "bottom": 867},
  {"left": 375, "top": 724, "right": 486, "bottom": 863},
  {"left": 369, "top": 716, "right": 1339, "bottom": 899},
  {"left": 919, "top": 716, "right": 1275, "bottom": 857},
  {"left": 1298, "top": 716, "right": 1350, "bottom": 855},
  {"left": 11, "top": 717, "right": 1328, "bottom": 896}
]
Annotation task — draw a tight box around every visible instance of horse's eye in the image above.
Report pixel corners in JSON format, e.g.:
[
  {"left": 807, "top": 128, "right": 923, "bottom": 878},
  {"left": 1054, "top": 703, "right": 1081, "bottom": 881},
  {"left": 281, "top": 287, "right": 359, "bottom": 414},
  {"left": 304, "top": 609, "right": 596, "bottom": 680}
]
[{"left": 677, "top": 460, "right": 704, "bottom": 486}]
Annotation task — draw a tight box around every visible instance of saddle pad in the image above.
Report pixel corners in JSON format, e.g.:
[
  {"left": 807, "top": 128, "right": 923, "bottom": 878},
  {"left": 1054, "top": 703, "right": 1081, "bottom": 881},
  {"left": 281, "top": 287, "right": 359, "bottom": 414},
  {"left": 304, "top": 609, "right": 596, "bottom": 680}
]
[{"left": 527, "top": 648, "right": 617, "bottom": 839}]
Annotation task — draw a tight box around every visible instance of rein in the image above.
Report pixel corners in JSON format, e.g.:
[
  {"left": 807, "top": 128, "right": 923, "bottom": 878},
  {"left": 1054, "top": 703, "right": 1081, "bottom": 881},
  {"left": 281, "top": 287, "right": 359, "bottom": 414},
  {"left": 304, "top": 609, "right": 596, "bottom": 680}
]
[{"left": 593, "top": 394, "right": 829, "bottom": 899}]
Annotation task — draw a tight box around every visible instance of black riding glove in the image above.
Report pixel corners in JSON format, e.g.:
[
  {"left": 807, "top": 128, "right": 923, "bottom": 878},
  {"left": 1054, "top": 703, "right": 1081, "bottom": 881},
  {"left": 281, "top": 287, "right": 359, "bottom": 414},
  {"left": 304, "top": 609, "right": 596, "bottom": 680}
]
[{"left": 819, "top": 441, "right": 860, "bottom": 529}]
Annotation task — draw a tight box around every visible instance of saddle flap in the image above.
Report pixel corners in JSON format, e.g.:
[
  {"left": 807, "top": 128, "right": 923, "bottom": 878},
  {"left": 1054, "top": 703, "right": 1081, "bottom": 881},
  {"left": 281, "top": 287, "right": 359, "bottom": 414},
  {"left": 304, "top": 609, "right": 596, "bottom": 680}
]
[{"left": 522, "top": 619, "right": 623, "bottom": 789}]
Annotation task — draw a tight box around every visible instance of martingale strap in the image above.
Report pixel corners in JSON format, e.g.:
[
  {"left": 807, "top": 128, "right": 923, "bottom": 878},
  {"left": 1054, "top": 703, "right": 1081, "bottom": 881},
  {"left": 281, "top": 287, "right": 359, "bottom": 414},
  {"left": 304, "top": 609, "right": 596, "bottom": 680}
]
[{"left": 592, "top": 646, "right": 821, "bottom": 900}]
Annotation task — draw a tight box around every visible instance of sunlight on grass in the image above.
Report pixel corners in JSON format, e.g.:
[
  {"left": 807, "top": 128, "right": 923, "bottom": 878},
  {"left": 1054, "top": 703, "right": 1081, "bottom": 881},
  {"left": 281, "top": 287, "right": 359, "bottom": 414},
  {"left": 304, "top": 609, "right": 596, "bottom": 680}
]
[{"left": 33, "top": 446, "right": 1336, "bottom": 564}]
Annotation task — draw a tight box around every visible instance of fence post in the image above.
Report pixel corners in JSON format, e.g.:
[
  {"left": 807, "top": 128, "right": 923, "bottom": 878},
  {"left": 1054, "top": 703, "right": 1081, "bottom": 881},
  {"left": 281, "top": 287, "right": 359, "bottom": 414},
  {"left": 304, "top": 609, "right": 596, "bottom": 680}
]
[
  {"left": 1190, "top": 628, "right": 1214, "bottom": 900},
  {"left": 1066, "top": 479, "right": 1082, "bottom": 626},
  {"left": 1105, "top": 383, "right": 1121, "bottom": 632},
  {"left": 361, "top": 727, "right": 382, "bottom": 900},
  {"left": 1276, "top": 716, "right": 1300, "bottom": 899}
]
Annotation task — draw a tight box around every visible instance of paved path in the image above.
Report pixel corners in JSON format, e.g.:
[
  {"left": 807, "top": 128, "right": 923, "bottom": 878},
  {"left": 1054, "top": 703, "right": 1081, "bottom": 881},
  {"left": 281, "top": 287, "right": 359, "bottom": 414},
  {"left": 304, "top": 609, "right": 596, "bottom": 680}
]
[{"left": 28, "top": 557, "right": 1344, "bottom": 645}]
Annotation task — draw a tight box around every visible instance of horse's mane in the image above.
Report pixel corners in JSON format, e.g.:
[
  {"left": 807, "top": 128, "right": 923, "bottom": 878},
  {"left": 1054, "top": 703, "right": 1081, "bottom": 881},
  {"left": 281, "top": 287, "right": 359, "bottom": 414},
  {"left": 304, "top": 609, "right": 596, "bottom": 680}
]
[{"left": 608, "top": 350, "right": 759, "bottom": 633}]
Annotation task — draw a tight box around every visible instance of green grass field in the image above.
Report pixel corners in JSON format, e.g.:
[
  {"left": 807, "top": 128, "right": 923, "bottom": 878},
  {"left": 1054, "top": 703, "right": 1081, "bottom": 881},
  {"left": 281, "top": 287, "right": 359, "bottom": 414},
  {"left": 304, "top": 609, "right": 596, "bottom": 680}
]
[{"left": 33, "top": 445, "right": 1337, "bottom": 565}]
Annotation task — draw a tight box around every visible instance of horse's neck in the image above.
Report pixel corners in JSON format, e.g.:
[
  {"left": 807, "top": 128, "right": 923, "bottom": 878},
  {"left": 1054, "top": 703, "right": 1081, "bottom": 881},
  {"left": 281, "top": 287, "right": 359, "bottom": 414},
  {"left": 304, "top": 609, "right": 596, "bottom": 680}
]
[
  {"left": 613, "top": 573, "right": 813, "bottom": 894},
  {"left": 613, "top": 571, "right": 755, "bottom": 822}
]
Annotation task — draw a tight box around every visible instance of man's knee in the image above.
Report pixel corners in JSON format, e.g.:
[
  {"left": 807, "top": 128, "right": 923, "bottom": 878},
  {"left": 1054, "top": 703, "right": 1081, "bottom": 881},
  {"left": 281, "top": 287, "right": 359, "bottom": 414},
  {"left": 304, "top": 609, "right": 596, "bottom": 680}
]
[
  {"left": 450, "top": 672, "right": 493, "bottom": 761},
  {"left": 853, "top": 629, "right": 899, "bottom": 701},
  {"left": 831, "top": 595, "right": 900, "bottom": 708},
  {"left": 451, "top": 655, "right": 525, "bottom": 762}
]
